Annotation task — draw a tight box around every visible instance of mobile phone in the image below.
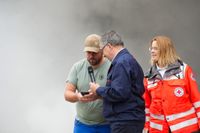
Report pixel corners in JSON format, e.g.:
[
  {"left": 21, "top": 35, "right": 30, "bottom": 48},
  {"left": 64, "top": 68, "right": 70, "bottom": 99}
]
[{"left": 80, "top": 91, "right": 89, "bottom": 96}]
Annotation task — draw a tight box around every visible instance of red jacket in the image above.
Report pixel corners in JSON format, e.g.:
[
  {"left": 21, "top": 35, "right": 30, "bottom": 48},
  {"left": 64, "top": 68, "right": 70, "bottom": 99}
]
[{"left": 144, "top": 61, "right": 200, "bottom": 133}]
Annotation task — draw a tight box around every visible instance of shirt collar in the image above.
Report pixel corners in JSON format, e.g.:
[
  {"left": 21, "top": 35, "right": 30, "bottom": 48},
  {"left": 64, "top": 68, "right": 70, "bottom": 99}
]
[{"left": 111, "top": 48, "right": 125, "bottom": 62}]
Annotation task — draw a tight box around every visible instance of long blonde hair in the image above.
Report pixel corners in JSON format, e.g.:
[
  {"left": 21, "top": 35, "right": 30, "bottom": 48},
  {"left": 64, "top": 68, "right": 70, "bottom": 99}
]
[{"left": 150, "top": 36, "right": 180, "bottom": 67}]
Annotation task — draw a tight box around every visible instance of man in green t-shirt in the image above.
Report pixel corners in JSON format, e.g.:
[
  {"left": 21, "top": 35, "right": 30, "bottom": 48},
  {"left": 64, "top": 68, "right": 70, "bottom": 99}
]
[{"left": 64, "top": 34, "right": 111, "bottom": 133}]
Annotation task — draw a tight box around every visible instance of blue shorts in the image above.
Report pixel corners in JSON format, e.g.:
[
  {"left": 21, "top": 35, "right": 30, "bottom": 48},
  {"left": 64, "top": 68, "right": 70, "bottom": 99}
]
[{"left": 73, "top": 119, "right": 111, "bottom": 133}]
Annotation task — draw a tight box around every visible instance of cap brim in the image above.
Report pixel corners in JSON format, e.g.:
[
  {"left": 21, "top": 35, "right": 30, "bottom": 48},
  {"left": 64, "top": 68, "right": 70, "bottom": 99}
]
[{"left": 84, "top": 47, "right": 99, "bottom": 53}]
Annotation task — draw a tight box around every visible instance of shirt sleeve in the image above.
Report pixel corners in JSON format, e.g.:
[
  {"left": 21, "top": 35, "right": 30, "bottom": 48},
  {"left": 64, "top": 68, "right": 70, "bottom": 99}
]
[{"left": 66, "top": 64, "right": 78, "bottom": 86}]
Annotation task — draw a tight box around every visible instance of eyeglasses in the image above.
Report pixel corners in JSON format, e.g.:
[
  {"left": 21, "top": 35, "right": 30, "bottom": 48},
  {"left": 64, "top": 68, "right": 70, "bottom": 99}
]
[
  {"left": 100, "top": 43, "right": 109, "bottom": 50},
  {"left": 149, "top": 47, "right": 159, "bottom": 51}
]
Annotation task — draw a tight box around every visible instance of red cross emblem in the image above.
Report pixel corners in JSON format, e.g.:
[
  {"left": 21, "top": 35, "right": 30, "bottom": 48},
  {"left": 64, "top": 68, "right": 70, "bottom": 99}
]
[{"left": 174, "top": 87, "right": 184, "bottom": 97}]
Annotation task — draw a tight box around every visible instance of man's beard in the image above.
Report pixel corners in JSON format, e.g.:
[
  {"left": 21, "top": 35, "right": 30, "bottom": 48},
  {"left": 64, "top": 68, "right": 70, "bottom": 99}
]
[{"left": 88, "top": 58, "right": 101, "bottom": 66}]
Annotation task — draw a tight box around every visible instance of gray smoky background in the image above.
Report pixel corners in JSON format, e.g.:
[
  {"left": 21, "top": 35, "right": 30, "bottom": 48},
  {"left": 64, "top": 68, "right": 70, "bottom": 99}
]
[{"left": 0, "top": 0, "right": 200, "bottom": 132}]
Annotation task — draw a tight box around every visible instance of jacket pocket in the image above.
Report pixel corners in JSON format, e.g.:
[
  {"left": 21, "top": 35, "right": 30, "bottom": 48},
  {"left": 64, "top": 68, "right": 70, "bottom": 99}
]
[{"left": 166, "top": 79, "right": 191, "bottom": 112}]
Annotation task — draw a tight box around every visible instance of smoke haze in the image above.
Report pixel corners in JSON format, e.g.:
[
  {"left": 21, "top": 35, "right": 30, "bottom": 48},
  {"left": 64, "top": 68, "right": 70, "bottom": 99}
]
[{"left": 0, "top": 0, "right": 199, "bottom": 132}]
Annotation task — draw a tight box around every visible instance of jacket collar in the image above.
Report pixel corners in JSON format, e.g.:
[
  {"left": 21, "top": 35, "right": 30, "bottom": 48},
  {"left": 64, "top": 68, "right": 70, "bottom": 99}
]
[
  {"left": 111, "top": 48, "right": 129, "bottom": 65},
  {"left": 145, "top": 60, "right": 183, "bottom": 80}
]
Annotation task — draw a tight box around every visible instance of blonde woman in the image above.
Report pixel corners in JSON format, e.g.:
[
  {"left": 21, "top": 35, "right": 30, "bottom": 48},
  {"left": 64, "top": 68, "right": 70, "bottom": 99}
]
[{"left": 143, "top": 36, "right": 200, "bottom": 133}]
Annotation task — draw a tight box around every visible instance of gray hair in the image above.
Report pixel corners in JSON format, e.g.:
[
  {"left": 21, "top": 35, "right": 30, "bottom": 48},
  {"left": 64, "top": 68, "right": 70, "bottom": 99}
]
[{"left": 101, "top": 30, "right": 124, "bottom": 46}]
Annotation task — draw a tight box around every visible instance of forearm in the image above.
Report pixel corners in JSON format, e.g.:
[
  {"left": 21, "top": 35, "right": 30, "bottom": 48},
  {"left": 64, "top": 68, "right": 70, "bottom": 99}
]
[
  {"left": 97, "top": 86, "right": 130, "bottom": 102},
  {"left": 64, "top": 91, "right": 79, "bottom": 103},
  {"left": 65, "top": 90, "right": 99, "bottom": 103}
]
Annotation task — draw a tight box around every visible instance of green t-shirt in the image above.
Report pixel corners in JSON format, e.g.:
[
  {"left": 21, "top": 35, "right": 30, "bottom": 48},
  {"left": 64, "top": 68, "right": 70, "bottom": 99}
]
[{"left": 66, "top": 58, "right": 110, "bottom": 125}]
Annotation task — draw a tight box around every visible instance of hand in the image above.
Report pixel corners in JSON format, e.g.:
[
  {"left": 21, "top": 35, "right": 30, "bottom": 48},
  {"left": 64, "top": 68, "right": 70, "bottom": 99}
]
[
  {"left": 77, "top": 92, "right": 97, "bottom": 102},
  {"left": 89, "top": 82, "right": 100, "bottom": 94},
  {"left": 83, "top": 91, "right": 99, "bottom": 101}
]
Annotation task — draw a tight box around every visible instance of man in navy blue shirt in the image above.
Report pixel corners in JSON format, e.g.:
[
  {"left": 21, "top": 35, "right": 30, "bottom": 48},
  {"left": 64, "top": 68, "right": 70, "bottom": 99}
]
[{"left": 89, "top": 30, "right": 145, "bottom": 133}]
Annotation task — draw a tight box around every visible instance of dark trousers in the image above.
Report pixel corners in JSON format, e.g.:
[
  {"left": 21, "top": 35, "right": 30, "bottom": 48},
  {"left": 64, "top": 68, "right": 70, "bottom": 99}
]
[{"left": 110, "top": 121, "right": 144, "bottom": 133}]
